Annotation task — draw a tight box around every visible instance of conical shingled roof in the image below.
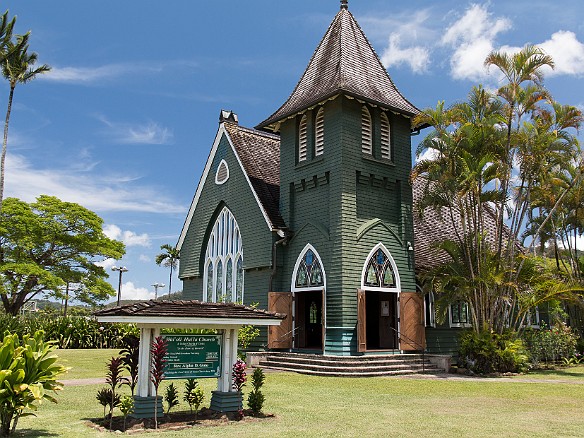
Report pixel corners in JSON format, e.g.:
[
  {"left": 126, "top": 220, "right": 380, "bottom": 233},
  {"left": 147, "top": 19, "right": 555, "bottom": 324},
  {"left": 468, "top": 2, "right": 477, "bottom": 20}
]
[{"left": 257, "top": 5, "right": 421, "bottom": 130}]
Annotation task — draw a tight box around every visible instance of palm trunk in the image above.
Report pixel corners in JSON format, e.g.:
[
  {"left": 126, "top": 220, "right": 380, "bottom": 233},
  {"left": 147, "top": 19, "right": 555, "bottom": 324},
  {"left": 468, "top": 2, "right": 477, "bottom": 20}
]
[
  {"left": 0, "top": 85, "right": 15, "bottom": 212},
  {"left": 168, "top": 265, "right": 173, "bottom": 297}
]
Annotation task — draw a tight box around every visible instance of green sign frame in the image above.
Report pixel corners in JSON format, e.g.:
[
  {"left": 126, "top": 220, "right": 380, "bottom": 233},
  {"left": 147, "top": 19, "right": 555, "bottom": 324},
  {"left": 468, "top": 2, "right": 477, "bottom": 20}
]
[{"left": 163, "top": 334, "right": 222, "bottom": 379}]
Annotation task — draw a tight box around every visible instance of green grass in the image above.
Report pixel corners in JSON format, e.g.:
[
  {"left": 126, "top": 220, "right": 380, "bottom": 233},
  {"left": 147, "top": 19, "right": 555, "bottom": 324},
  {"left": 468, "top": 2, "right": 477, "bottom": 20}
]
[
  {"left": 15, "top": 351, "right": 584, "bottom": 437},
  {"left": 514, "top": 365, "right": 584, "bottom": 381},
  {"left": 56, "top": 348, "right": 119, "bottom": 380}
]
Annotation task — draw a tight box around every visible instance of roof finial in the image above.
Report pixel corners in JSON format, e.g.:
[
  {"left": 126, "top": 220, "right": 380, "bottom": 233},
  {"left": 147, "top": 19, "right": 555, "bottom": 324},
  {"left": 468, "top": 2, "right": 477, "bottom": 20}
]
[{"left": 340, "top": 0, "right": 348, "bottom": 10}]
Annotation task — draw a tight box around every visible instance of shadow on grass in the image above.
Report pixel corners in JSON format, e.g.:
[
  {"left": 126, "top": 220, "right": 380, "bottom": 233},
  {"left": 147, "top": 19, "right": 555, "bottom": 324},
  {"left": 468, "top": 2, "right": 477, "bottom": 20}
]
[
  {"left": 16, "top": 428, "right": 59, "bottom": 437},
  {"left": 529, "top": 368, "right": 584, "bottom": 379}
]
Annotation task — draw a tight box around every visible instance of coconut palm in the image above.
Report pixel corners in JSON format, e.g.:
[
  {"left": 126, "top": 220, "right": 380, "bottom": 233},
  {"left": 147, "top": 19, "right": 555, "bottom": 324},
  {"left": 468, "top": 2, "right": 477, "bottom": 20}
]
[
  {"left": 0, "top": 35, "right": 50, "bottom": 210},
  {"left": 155, "top": 244, "right": 180, "bottom": 296}
]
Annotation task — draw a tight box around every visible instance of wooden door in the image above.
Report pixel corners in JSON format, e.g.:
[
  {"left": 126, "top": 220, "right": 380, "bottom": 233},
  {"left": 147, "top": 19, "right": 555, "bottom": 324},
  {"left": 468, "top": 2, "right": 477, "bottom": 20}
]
[
  {"left": 399, "top": 292, "right": 425, "bottom": 351},
  {"left": 357, "top": 289, "right": 366, "bottom": 352},
  {"left": 268, "top": 292, "right": 293, "bottom": 349}
]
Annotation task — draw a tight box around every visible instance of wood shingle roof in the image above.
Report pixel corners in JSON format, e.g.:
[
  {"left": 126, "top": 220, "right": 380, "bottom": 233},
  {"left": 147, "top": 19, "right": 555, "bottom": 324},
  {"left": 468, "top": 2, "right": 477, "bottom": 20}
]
[{"left": 257, "top": 6, "right": 421, "bottom": 130}]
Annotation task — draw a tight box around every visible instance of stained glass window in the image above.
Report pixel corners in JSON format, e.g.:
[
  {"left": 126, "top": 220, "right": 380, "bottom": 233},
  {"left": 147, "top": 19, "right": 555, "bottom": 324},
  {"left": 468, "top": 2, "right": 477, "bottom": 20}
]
[
  {"left": 295, "top": 248, "right": 324, "bottom": 288},
  {"left": 363, "top": 248, "right": 396, "bottom": 288},
  {"left": 203, "top": 207, "right": 243, "bottom": 302}
]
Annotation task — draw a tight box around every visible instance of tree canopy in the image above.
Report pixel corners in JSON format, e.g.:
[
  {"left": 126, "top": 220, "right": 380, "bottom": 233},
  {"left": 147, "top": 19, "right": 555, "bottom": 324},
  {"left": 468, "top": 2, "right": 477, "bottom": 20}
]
[
  {"left": 413, "top": 45, "right": 584, "bottom": 334},
  {"left": 0, "top": 195, "right": 125, "bottom": 315}
]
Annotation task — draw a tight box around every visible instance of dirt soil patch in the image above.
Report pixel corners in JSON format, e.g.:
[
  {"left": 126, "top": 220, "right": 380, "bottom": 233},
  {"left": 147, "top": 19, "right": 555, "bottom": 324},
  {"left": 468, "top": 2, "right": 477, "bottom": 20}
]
[{"left": 88, "top": 408, "right": 275, "bottom": 434}]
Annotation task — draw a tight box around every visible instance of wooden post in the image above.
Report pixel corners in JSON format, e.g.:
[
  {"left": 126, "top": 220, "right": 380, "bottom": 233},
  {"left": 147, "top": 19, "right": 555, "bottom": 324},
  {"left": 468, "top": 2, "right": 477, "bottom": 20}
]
[{"left": 137, "top": 327, "right": 152, "bottom": 397}]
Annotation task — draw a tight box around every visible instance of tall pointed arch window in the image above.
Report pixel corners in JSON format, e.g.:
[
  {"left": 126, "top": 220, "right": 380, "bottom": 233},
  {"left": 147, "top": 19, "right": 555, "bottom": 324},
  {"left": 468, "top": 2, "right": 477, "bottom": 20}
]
[
  {"left": 361, "top": 243, "right": 400, "bottom": 292},
  {"left": 380, "top": 112, "right": 391, "bottom": 160},
  {"left": 361, "top": 106, "right": 372, "bottom": 155},
  {"left": 298, "top": 115, "right": 308, "bottom": 162},
  {"left": 203, "top": 207, "right": 243, "bottom": 302},
  {"left": 292, "top": 244, "right": 326, "bottom": 291},
  {"left": 315, "top": 107, "right": 324, "bottom": 156}
]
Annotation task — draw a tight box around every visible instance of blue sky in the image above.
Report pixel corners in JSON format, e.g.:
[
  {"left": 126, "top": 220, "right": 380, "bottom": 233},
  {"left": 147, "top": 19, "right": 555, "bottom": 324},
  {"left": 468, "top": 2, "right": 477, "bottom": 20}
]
[{"left": 1, "top": 0, "right": 583, "bottom": 302}]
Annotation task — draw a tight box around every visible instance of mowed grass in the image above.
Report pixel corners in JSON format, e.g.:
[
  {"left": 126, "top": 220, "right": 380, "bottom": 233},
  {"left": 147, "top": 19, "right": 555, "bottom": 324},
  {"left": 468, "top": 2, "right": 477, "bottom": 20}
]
[{"left": 17, "top": 350, "right": 584, "bottom": 437}]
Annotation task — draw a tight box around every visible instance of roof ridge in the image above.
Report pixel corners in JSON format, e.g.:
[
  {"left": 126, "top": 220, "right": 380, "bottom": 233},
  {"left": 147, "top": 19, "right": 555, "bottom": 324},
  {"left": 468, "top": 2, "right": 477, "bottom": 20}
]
[{"left": 225, "top": 121, "right": 280, "bottom": 140}]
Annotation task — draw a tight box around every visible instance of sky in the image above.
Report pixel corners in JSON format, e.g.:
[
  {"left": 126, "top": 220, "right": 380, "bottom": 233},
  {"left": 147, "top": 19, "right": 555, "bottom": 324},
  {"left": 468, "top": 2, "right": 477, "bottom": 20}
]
[{"left": 1, "top": 0, "right": 583, "bottom": 302}]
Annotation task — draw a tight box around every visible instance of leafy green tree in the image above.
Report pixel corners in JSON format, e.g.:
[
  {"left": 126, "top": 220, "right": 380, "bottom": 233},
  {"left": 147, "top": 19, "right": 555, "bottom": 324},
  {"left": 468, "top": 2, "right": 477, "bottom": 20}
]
[
  {"left": 0, "top": 330, "right": 67, "bottom": 436},
  {"left": 155, "top": 244, "right": 180, "bottom": 296},
  {"left": 0, "top": 34, "right": 50, "bottom": 211},
  {"left": 0, "top": 196, "right": 125, "bottom": 315}
]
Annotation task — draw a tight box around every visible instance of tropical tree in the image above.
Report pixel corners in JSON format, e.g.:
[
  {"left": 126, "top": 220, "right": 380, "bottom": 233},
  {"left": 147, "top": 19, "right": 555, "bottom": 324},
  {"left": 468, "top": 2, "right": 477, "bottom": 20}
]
[
  {"left": 0, "top": 195, "right": 125, "bottom": 315},
  {"left": 155, "top": 244, "right": 180, "bottom": 296},
  {"left": 413, "top": 45, "right": 584, "bottom": 333},
  {"left": 0, "top": 34, "right": 50, "bottom": 211}
]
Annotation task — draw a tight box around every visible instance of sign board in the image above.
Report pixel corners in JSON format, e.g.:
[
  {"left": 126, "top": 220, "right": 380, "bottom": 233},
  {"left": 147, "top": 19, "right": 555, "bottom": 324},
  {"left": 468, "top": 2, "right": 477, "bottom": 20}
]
[{"left": 163, "top": 334, "right": 222, "bottom": 379}]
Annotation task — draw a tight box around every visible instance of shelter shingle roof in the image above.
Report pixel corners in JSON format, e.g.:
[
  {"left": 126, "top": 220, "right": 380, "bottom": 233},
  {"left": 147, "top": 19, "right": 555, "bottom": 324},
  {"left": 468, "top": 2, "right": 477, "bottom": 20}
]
[
  {"left": 257, "top": 7, "right": 421, "bottom": 130},
  {"left": 94, "top": 299, "right": 286, "bottom": 320}
]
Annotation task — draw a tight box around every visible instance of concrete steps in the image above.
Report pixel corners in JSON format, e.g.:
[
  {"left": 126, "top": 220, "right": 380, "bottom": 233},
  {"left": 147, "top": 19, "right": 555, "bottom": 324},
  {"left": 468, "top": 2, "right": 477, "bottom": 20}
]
[{"left": 256, "top": 352, "right": 444, "bottom": 377}]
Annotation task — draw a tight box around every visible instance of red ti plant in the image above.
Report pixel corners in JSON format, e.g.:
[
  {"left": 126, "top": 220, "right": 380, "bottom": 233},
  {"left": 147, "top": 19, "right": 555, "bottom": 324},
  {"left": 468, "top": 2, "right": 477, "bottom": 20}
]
[
  {"left": 232, "top": 359, "right": 247, "bottom": 392},
  {"left": 105, "top": 356, "right": 128, "bottom": 430},
  {"left": 150, "top": 336, "right": 168, "bottom": 429}
]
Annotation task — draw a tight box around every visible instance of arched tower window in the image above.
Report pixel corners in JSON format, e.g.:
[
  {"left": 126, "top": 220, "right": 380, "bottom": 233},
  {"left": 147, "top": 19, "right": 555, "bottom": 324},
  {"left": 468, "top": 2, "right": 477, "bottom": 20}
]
[
  {"left": 380, "top": 112, "right": 391, "bottom": 160},
  {"left": 203, "top": 207, "right": 243, "bottom": 302},
  {"left": 361, "top": 243, "right": 400, "bottom": 292},
  {"left": 292, "top": 244, "right": 326, "bottom": 291},
  {"left": 315, "top": 107, "right": 324, "bottom": 157},
  {"left": 361, "top": 106, "right": 372, "bottom": 155},
  {"left": 298, "top": 115, "right": 308, "bottom": 162}
]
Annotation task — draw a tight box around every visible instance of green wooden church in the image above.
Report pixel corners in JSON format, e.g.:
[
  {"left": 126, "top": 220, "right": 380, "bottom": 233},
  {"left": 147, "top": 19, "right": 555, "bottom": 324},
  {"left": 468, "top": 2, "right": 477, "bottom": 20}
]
[{"left": 178, "top": 1, "right": 462, "bottom": 356}]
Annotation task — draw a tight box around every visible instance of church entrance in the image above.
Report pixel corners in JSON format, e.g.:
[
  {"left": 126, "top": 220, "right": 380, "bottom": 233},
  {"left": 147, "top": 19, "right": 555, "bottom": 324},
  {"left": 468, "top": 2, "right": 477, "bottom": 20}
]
[
  {"left": 358, "top": 290, "right": 398, "bottom": 351},
  {"left": 294, "top": 290, "right": 324, "bottom": 350}
]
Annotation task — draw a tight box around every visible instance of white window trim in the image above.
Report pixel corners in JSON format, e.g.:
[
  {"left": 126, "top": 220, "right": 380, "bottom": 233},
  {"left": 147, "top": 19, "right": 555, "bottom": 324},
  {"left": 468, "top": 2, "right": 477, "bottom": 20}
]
[
  {"left": 315, "top": 107, "right": 324, "bottom": 157},
  {"left": 214, "top": 159, "right": 230, "bottom": 185},
  {"left": 291, "top": 243, "right": 327, "bottom": 292},
  {"left": 361, "top": 106, "right": 372, "bottom": 155},
  {"left": 449, "top": 302, "right": 472, "bottom": 328},
  {"left": 298, "top": 115, "right": 308, "bottom": 162},
  {"left": 360, "top": 242, "right": 401, "bottom": 293},
  {"left": 380, "top": 112, "right": 391, "bottom": 160},
  {"left": 423, "top": 289, "right": 436, "bottom": 328},
  {"left": 203, "top": 206, "right": 243, "bottom": 303}
]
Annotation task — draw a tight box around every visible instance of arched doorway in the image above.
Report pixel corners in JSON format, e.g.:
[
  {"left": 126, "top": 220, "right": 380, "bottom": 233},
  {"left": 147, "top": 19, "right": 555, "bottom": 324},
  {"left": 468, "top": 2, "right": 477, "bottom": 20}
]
[
  {"left": 291, "top": 244, "right": 326, "bottom": 350},
  {"left": 357, "top": 243, "right": 400, "bottom": 351}
]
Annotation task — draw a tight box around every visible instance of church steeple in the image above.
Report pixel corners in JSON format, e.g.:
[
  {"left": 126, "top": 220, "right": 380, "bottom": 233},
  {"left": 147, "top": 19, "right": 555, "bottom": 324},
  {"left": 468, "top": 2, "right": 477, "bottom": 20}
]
[{"left": 257, "top": 3, "right": 420, "bottom": 131}]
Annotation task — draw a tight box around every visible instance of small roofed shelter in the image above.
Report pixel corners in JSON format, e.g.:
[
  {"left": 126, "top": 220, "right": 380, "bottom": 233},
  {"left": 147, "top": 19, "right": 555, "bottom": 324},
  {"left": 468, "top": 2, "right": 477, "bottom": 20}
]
[{"left": 94, "top": 300, "right": 285, "bottom": 416}]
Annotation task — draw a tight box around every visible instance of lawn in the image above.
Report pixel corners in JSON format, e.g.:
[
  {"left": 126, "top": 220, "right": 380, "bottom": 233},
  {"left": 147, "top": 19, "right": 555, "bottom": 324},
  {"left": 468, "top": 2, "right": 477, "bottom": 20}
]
[{"left": 16, "top": 350, "right": 584, "bottom": 437}]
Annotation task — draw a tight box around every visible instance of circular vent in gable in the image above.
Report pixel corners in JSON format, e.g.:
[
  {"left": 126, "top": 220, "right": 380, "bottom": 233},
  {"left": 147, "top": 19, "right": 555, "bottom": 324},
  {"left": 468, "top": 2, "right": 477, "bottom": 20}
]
[{"left": 215, "top": 159, "right": 229, "bottom": 185}]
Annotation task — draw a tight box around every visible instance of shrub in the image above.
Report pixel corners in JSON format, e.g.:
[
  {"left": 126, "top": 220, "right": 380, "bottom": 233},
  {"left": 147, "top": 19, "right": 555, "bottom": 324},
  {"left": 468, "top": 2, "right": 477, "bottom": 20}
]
[
  {"left": 458, "top": 330, "right": 529, "bottom": 374},
  {"left": 247, "top": 367, "right": 266, "bottom": 416},
  {"left": 119, "top": 396, "right": 134, "bottom": 432},
  {"left": 165, "top": 383, "right": 179, "bottom": 414},
  {"left": 119, "top": 335, "right": 139, "bottom": 396},
  {"left": 96, "top": 388, "right": 120, "bottom": 421},
  {"left": 232, "top": 359, "right": 247, "bottom": 392},
  {"left": 523, "top": 323, "right": 579, "bottom": 366},
  {"left": 0, "top": 331, "right": 67, "bottom": 436},
  {"left": 104, "top": 357, "right": 128, "bottom": 430},
  {"left": 150, "top": 336, "right": 168, "bottom": 429},
  {"left": 183, "top": 379, "right": 199, "bottom": 414}
]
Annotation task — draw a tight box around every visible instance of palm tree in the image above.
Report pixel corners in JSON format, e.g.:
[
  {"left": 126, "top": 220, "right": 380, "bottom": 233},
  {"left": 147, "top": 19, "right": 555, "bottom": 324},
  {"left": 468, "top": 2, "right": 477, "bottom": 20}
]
[
  {"left": 0, "top": 35, "right": 50, "bottom": 211},
  {"left": 155, "top": 244, "right": 180, "bottom": 296}
]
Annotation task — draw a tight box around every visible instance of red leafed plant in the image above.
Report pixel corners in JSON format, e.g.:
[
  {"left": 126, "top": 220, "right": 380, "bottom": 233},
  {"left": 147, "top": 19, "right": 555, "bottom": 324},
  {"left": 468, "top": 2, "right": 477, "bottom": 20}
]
[
  {"left": 232, "top": 359, "right": 247, "bottom": 392},
  {"left": 150, "top": 336, "right": 168, "bottom": 429}
]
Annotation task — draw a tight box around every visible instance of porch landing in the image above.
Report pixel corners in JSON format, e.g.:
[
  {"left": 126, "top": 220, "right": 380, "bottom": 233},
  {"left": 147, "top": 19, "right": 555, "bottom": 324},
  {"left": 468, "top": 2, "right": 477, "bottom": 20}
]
[{"left": 247, "top": 352, "right": 450, "bottom": 377}]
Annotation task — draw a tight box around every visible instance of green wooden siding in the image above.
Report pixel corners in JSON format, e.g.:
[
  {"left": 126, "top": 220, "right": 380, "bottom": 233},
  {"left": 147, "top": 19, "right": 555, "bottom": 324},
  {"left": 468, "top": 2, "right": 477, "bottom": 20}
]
[{"left": 179, "top": 129, "right": 275, "bottom": 303}]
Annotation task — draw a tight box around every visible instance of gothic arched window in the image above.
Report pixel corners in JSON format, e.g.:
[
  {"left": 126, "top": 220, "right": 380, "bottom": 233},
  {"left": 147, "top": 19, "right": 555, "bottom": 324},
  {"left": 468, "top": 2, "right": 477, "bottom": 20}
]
[
  {"left": 380, "top": 112, "right": 391, "bottom": 160},
  {"left": 298, "top": 115, "right": 308, "bottom": 162},
  {"left": 203, "top": 207, "right": 243, "bottom": 302},
  {"left": 361, "top": 243, "right": 400, "bottom": 291},
  {"left": 361, "top": 106, "right": 372, "bottom": 155},
  {"left": 315, "top": 107, "right": 324, "bottom": 156},
  {"left": 292, "top": 244, "right": 325, "bottom": 290}
]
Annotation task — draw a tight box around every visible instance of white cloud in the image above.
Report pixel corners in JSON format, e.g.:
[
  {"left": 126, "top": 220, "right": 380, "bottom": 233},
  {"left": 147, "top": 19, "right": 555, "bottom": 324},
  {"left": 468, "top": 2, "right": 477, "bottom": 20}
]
[
  {"left": 119, "top": 281, "right": 154, "bottom": 301},
  {"left": 381, "top": 34, "right": 430, "bottom": 73},
  {"left": 441, "top": 4, "right": 512, "bottom": 81},
  {"left": 103, "top": 224, "right": 151, "bottom": 247},
  {"left": 98, "top": 116, "right": 174, "bottom": 145},
  {"left": 5, "top": 154, "right": 185, "bottom": 214},
  {"left": 139, "top": 254, "right": 151, "bottom": 263},
  {"left": 415, "top": 147, "right": 440, "bottom": 164},
  {"left": 94, "top": 257, "right": 117, "bottom": 270},
  {"left": 42, "top": 64, "right": 131, "bottom": 83},
  {"left": 539, "top": 31, "right": 584, "bottom": 76}
]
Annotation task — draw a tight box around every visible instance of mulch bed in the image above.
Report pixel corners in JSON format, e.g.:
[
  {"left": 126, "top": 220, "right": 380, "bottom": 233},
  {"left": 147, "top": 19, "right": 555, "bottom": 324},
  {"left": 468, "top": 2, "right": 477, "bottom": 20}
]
[{"left": 88, "top": 408, "right": 275, "bottom": 434}]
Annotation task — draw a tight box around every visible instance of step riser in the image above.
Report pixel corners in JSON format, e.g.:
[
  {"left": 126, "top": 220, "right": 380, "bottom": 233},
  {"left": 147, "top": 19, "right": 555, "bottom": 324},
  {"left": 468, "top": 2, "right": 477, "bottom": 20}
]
[{"left": 257, "top": 353, "right": 443, "bottom": 377}]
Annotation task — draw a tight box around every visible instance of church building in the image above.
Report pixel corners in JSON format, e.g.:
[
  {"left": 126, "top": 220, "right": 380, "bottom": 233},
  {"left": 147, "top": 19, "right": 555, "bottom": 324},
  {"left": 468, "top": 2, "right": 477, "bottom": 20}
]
[{"left": 177, "top": 1, "right": 457, "bottom": 356}]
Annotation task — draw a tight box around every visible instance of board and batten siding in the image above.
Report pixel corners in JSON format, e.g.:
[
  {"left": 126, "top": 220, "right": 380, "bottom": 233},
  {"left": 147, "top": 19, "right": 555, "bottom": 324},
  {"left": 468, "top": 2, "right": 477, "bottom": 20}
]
[{"left": 179, "top": 130, "right": 274, "bottom": 303}]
